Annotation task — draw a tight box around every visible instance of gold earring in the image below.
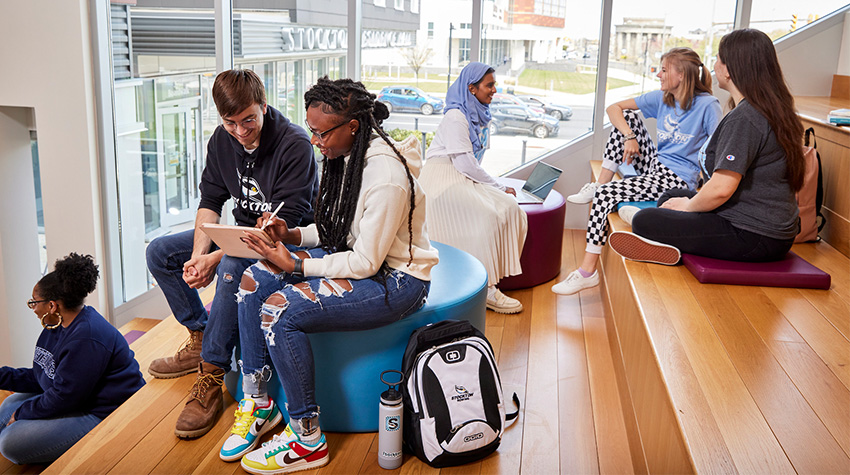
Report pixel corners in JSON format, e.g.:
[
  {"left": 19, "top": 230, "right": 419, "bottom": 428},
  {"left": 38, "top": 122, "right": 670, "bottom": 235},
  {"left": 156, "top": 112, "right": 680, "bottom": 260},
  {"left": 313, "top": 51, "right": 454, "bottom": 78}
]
[{"left": 41, "top": 312, "right": 62, "bottom": 330}]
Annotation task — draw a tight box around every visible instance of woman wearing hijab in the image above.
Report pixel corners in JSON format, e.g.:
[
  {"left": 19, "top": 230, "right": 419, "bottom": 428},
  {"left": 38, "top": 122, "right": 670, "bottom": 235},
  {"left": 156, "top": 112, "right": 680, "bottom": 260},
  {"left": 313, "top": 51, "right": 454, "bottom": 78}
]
[{"left": 419, "top": 62, "right": 528, "bottom": 314}]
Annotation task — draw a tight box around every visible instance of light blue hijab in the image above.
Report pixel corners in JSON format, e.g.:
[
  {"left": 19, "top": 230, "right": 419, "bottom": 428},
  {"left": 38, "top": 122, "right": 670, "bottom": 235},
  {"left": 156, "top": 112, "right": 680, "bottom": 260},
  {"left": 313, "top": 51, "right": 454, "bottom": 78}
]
[{"left": 444, "top": 62, "right": 493, "bottom": 157}]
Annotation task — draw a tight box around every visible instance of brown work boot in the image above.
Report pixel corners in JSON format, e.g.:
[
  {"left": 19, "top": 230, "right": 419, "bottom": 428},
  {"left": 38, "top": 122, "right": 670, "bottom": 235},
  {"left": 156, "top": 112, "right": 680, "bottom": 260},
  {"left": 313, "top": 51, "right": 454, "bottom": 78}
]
[
  {"left": 175, "top": 361, "right": 225, "bottom": 439},
  {"left": 148, "top": 329, "right": 203, "bottom": 379}
]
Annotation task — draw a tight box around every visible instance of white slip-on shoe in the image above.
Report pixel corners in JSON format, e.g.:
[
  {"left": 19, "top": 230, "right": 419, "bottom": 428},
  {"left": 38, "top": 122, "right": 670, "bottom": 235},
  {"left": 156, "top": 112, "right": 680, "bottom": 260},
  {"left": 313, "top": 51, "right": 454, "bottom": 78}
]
[
  {"left": 551, "top": 269, "right": 600, "bottom": 295},
  {"left": 609, "top": 231, "right": 681, "bottom": 265},
  {"left": 617, "top": 205, "right": 641, "bottom": 227},
  {"left": 567, "top": 182, "right": 599, "bottom": 204},
  {"left": 486, "top": 289, "right": 523, "bottom": 314}
]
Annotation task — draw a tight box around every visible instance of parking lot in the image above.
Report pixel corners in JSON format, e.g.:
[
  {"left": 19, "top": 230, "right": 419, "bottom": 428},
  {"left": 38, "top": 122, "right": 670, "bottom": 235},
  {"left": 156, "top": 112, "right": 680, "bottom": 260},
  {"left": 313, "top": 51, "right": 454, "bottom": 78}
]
[{"left": 382, "top": 104, "right": 593, "bottom": 176}]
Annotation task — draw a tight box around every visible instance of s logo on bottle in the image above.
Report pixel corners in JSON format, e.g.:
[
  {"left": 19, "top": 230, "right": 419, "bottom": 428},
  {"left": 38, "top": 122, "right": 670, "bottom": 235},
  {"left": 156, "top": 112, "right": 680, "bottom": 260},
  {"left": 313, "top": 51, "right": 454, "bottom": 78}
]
[{"left": 385, "top": 415, "right": 400, "bottom": 431}]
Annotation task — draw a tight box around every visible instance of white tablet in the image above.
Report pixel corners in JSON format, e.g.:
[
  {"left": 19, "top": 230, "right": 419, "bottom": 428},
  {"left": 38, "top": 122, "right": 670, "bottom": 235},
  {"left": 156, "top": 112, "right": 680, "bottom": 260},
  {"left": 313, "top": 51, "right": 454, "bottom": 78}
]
[{"left": 199, "top": 223, "right": 274, "bottom": 259}]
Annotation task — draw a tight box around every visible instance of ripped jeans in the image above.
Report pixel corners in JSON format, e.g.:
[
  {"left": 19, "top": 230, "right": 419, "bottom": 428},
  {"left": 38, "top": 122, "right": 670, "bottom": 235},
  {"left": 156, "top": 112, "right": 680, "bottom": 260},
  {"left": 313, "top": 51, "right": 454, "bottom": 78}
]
[{"left": 236, "top": 248, "right": 430, "bottom": 422}]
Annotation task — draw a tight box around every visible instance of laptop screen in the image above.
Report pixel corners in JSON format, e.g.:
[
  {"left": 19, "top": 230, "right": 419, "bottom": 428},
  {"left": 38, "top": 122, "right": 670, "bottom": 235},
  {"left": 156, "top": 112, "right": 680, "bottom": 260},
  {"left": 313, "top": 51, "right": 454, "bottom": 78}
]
[{"left": 521, "top": 162, "right": 563, "bottom": 199}]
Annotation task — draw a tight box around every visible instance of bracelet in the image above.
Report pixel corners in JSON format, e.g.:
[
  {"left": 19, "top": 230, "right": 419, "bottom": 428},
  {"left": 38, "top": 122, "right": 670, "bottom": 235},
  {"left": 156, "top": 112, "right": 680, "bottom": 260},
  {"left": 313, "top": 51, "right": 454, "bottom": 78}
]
[
  {"left": 292, "top": 258, "right": 304, "bottom": 276},
  {"left": 622, "top": 133, "right": 637, "bottom": 142}
]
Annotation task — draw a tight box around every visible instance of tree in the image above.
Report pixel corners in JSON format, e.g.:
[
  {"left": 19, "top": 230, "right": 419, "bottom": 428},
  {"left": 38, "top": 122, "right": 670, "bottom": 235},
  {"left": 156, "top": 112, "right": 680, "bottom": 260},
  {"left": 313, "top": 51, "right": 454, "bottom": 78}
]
[{"left": 401, "top": 44, "right": 435, "bottom": 86}]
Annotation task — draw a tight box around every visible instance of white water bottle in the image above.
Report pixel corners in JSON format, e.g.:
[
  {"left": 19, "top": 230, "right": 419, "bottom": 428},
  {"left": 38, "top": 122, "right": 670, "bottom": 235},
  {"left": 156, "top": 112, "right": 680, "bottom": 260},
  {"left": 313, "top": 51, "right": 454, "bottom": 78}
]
[{"left": 378, "top": 370, "right": 404, "bottom": 469}]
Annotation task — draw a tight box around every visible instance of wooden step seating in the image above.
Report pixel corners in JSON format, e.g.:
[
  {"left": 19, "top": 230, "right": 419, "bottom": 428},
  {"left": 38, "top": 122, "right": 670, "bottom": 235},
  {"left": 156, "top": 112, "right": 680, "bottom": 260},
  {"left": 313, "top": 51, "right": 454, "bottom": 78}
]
[
  {"left": 29, "top": 231, "right": 644, "bottom": 474},
  {"left": 590, "top": 161, "right": 850, "bottom": 473}
]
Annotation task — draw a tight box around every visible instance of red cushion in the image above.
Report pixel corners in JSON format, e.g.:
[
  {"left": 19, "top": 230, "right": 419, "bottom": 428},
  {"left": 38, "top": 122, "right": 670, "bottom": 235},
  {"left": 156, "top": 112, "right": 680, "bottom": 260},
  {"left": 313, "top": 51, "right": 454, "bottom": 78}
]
[
  {"left": 498, "top": 185, "right": 566, "bottom": 290},
  {"left": 681, "top": 252, "right": 830, "bottom": 290}
]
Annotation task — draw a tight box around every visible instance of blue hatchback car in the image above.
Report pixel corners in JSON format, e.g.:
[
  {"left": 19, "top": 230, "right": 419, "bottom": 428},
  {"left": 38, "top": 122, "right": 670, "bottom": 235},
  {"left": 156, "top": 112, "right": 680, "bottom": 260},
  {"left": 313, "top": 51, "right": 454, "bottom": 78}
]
[{"left": 376, "top": 86, "right": 444, "bottom": 115}]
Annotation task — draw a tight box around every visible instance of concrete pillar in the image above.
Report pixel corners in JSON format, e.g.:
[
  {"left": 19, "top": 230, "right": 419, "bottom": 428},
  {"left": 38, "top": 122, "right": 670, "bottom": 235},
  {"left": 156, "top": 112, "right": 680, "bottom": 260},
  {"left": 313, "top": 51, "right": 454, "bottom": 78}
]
[{"left": 0, "top": 106, "right": 44, "bottom": 367}]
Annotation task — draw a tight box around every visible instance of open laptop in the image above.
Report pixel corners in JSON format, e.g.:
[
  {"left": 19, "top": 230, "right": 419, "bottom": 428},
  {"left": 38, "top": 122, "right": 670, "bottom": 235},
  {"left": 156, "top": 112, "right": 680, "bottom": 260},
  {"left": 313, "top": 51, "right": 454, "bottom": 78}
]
[{"left": 514, "top": 161, "right": 563, "bottom": 204}]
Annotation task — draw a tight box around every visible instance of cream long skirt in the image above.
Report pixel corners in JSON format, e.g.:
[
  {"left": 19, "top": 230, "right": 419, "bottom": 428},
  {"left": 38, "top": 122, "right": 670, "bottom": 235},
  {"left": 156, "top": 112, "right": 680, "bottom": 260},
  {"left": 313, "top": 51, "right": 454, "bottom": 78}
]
[{"left": 419, "top": 156, "right": 527, "bottom": 287}]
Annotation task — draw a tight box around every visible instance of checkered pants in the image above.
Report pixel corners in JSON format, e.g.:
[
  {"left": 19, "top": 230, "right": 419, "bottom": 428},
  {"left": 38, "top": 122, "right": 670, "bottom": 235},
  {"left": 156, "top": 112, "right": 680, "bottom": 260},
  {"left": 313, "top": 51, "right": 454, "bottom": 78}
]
[{"left": 587, "top": 111, "right": 689, "bottom": 249}]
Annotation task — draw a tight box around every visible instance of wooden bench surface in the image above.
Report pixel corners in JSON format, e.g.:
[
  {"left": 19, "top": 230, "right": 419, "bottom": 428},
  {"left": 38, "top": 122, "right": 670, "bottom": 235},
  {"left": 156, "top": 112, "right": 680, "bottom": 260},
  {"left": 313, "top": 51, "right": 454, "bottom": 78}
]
[
  {"left": 591, "top": 161, "right": 850, "bottom": 473},
  {"left": 31, "top": 232, "right": 642, "bottom": 474}
]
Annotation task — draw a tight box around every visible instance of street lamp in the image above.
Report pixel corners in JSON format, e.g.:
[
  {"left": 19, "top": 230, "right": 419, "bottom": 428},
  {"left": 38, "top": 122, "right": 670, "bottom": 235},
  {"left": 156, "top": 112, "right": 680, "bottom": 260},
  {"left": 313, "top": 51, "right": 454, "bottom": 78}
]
[{"left": 447, "top": 23, "right": 454, "bottom": 91}]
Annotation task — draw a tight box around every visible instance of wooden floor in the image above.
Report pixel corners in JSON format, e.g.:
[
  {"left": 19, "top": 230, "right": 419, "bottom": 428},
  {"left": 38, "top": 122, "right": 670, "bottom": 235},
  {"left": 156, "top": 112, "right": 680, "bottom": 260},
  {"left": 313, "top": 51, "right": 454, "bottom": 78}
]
[
  {"left": 1, "top": 232, "right": 637, "bottom": 475},
  {"left": 3, "top": 226, "right": 848, "bottom": 474}
]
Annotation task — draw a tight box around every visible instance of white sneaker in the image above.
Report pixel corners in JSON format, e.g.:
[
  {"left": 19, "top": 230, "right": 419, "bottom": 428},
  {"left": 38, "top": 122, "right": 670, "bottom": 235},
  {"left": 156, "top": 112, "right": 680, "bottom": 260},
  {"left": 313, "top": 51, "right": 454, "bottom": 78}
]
[
  {"left": 551, "top": 269, "right": 600, "bottom": 295},
  {"left": 567, "top": 182, "right": 599, "bottom": 204},
  {"left": 609, "top": 231, "right": 681, "bottom": 265},
  {"left": 618, "top": 205, "right": 641, "bottom": 226},
  {"left": 486, "top": 289, "right": 523, "bottom": 314}
]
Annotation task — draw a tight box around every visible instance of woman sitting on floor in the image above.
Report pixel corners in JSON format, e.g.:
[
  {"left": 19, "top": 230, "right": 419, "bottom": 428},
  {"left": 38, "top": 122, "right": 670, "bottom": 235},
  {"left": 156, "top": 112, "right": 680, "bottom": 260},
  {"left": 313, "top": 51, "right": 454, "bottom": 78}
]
[
  {"left": 608, "top": 29, "right": 803, "bottom": 265},
  {"left": 553, "top": 47, "right": 721, "bottom": 295},
  {"left": 418, "top": 61, "right": 528, "bottom": 314},
  {"left": 222, "top": 77, "right": 438, "bottom": 474},
  {"left": 0, "top": 253, "right": 145, "bottom": 465}
]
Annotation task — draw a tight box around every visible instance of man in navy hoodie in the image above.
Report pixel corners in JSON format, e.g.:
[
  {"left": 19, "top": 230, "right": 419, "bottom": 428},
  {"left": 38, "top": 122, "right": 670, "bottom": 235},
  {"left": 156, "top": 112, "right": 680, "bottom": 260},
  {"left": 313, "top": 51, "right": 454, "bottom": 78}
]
[{"left": 145, "top": 69, "right": 318, "bottom": 438}]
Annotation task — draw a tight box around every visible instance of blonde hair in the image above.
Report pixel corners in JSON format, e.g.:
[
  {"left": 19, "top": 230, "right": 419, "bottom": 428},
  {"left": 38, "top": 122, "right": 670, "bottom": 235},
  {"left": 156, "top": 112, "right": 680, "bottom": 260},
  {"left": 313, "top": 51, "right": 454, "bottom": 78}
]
[{"left": 660, "top": 47, "right": 712, "bottom": 110}]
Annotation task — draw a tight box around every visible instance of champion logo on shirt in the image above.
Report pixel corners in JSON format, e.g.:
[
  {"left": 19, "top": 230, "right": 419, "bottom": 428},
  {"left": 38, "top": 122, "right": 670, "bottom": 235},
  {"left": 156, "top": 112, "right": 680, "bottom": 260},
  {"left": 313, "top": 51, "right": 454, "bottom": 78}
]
[{"left": 726, "top": 155, "right": 736, "bottom": 161}]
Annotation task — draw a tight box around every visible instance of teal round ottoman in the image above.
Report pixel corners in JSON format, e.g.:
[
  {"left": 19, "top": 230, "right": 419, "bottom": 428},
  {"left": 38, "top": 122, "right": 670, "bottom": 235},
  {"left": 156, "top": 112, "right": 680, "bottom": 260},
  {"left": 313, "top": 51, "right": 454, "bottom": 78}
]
[{"left": 225, "top": 241, "right": 488, "bottom": 432}]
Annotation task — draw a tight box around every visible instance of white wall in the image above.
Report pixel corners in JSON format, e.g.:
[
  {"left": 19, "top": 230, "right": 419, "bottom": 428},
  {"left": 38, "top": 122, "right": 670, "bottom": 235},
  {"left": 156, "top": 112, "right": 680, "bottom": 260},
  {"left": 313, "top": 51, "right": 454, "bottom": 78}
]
[
  {"left": 0, "top": 1, "right": 106, "bottom": 365},
  {"left": 776, "top": 6, "right": 850, "bottom": 96},
  {"left": 0, "top": 107, "right": 44, "bottom": 366}
]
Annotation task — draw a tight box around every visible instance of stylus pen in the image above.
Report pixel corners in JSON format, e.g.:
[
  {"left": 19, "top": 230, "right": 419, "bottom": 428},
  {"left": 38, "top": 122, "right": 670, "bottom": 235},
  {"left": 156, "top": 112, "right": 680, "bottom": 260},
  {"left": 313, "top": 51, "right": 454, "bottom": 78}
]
[{"left": 260, "top": 201, "right": 285, "bottom": 231}]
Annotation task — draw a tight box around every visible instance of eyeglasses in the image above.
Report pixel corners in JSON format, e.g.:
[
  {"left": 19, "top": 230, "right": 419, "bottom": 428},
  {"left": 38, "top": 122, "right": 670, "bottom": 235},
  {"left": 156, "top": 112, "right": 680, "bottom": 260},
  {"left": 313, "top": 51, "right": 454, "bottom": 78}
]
[
  {"left": 222, "top": 117, "right": 258, "bottom": 131},
  {"left": 27, "top": 299, "right": 48, "bottom": 309},
  {"left": 304, "top": 119, "right": 349, "bottom": 145}
]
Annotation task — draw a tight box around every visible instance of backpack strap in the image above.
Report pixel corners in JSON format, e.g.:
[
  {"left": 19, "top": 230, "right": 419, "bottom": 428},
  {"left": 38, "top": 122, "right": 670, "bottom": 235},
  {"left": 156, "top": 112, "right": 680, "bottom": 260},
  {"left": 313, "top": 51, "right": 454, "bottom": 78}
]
[
  {"left": 804, "top": 127, "right": 817, "bottom": 148},
  {"left": 505, "top": 392, "right": 520, "bottom": 422}
]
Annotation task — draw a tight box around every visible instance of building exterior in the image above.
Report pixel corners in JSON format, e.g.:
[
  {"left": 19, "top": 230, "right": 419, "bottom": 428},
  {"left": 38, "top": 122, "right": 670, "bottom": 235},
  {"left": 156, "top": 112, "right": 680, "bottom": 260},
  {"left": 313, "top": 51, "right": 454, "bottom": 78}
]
[
  {"left": 613, "top": 17, "right": 673, "bottom": 61},
  {"left": 110, "top": 0, "right": 420, "bottom": 302},
  {"left": 412, "top": 0, "right": 566, "bottom": 75}
]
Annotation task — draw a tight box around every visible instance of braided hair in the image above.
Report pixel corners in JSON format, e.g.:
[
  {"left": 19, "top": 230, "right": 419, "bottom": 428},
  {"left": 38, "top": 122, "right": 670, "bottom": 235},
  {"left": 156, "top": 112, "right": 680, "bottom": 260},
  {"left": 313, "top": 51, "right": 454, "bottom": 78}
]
[{"left": 304, "top": 77, "right": 418, "bottom": 266}]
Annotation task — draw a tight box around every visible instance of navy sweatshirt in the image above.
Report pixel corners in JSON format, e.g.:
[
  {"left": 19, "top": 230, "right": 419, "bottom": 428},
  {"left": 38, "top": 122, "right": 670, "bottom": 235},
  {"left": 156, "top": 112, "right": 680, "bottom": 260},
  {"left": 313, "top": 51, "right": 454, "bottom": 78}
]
[
  {"left": 0, "top": 306, "right": 145, "bottom": 421},
  {"left": 198, "top": 105, "right": 319, "bottom": 227}
]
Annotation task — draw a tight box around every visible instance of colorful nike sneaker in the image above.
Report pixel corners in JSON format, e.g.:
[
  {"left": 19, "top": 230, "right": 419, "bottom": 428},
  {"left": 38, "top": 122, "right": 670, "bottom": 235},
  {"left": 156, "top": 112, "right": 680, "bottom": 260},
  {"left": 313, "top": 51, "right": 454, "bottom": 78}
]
[
  {"left": 219, "top": 398, "right": 283, "bottom": 462},
  {"left": 240, "top": 423, "right": 329, "bottom": 474}
]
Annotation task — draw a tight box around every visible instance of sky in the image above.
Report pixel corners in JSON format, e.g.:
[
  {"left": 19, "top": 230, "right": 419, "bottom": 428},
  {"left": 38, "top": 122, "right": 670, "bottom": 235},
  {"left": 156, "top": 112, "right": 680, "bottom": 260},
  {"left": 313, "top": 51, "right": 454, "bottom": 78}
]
[{"left": 561, "top": 0, "right": 849, "bottom": 40}]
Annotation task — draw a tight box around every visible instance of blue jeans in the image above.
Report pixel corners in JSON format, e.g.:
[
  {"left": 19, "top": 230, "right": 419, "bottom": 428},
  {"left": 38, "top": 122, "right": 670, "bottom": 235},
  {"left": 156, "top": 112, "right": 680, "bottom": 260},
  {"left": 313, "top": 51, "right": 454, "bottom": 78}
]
[
  {"left": 0, "top": 393, "right": 102, "bottom": 464},
  {"left": 146, "top": 229, "right": 255, "bottom": 370},
  {"left": 237, "top": 248, "right": 429, "bottom": 421}
]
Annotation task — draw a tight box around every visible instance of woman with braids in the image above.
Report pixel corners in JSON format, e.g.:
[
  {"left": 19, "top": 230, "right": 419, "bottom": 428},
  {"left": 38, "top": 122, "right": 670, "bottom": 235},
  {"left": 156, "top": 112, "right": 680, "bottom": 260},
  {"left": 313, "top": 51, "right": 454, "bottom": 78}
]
[
  {"left": 553, "top": 47, "right": 721, "bottom": 295},
  {"left": 609, "top": 30, "right": 803, "bottom": 266},
  {"left": 227, "top": 77, "right": 438, "bottom": 473},
  {"left": 0, "top": 253, "right": 145, "bottom": 465},
  {"left": 419, "top": 62, "right": 528, "bottom": 314}
]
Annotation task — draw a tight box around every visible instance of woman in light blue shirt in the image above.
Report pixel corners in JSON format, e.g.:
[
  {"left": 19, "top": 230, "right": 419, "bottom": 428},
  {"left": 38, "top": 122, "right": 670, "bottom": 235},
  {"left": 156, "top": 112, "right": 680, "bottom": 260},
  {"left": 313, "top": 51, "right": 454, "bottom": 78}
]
[{"left": 554, "top": 47, "right": 721, "bottom": 295}]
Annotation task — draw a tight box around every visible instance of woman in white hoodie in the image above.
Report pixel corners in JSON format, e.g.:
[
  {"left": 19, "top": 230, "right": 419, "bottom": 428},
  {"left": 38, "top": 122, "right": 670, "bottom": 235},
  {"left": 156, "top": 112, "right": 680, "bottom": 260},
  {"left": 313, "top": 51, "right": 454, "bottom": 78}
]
[{"left": 226, "top": 77, "right": 438, "bottom": 475}]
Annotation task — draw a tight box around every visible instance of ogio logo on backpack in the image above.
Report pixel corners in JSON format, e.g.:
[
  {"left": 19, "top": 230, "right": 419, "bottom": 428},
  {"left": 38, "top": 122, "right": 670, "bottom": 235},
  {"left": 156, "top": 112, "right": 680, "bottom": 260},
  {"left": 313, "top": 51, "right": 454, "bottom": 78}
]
[
  {"left": 464, "top": 432, "right": 484, "bottom": 443},
  {"left": 446, "top": 350, "right": 461, "bottom": 361}
]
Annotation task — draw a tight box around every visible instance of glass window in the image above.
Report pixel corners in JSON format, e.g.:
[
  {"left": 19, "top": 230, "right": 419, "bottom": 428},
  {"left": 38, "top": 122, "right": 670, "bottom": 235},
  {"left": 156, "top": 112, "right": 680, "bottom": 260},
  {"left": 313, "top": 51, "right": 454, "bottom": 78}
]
[
  {"left": 108, "top": 3, "right": 344, "bottom": 303},
  {"left": 606, "top": 0, "right": 737, "bottom": 109},
  {"left": 411, "top": 0, "right": 420, "bottom": 14},
  {"left": 375, "top": 0, "right": 387, "bottom": 7},
  {"left": 481, "top": 0, "right": 599, "bottom": 175},
  {"left": 395, "top": 0, "right": 405, "bottom": 11},
  {"left": 428, "top": 22, "right": 434, "bottom": 39},
  {"left": 749, "top": 0, "right": 849, "bottom": 41}
]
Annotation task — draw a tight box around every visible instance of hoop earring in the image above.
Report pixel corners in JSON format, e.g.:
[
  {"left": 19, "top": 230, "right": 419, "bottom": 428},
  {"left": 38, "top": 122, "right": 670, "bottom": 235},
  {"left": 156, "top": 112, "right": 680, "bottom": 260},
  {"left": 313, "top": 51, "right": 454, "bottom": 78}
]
[{"left": 41, "top": 312, "right": 62, "bottom": 330}]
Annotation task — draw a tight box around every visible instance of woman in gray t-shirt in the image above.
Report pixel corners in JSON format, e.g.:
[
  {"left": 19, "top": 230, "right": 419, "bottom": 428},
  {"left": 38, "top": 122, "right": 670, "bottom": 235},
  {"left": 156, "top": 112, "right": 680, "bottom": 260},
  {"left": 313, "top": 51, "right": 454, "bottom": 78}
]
[{"left": 607, "top": 29, "right": 805, "bottom": 265}]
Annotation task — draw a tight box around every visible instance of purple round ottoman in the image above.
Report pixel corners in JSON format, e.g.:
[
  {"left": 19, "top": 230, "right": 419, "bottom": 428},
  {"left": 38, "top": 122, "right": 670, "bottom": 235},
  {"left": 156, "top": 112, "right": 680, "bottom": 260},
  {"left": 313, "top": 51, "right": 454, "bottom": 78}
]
[{"left": 498, "top": 177, "right": 566, "bottom": 290}]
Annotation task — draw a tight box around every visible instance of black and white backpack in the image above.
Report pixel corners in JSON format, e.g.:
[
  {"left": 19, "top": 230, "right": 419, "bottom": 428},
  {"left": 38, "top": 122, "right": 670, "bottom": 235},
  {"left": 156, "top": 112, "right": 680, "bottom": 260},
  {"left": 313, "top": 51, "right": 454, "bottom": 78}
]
[{"left": 401, "top": 320, "right": 520, "bottom": 467}]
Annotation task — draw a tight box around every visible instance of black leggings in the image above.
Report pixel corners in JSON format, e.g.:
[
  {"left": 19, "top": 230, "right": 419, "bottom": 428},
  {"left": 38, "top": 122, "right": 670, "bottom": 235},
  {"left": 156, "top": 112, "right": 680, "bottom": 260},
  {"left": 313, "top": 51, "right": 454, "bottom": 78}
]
[{"left": 632, "top": 189, "right": 795, "bottom": 262}]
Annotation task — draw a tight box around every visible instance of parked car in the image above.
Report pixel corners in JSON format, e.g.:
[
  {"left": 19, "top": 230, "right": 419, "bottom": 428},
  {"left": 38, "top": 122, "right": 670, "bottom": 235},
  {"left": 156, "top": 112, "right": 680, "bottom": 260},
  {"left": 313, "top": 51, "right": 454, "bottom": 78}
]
[
  {"left": 489, "top": 104, "right": 559, "bottom": 138},
  {"left": 516, "top": 95, "right": 573, "bottom": 121},
  {"left": 376, "top": 86, "right": 444, "bottom": 115},
  {"left": 491, "top": 93, "right": 545, "bottom": 115}
]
